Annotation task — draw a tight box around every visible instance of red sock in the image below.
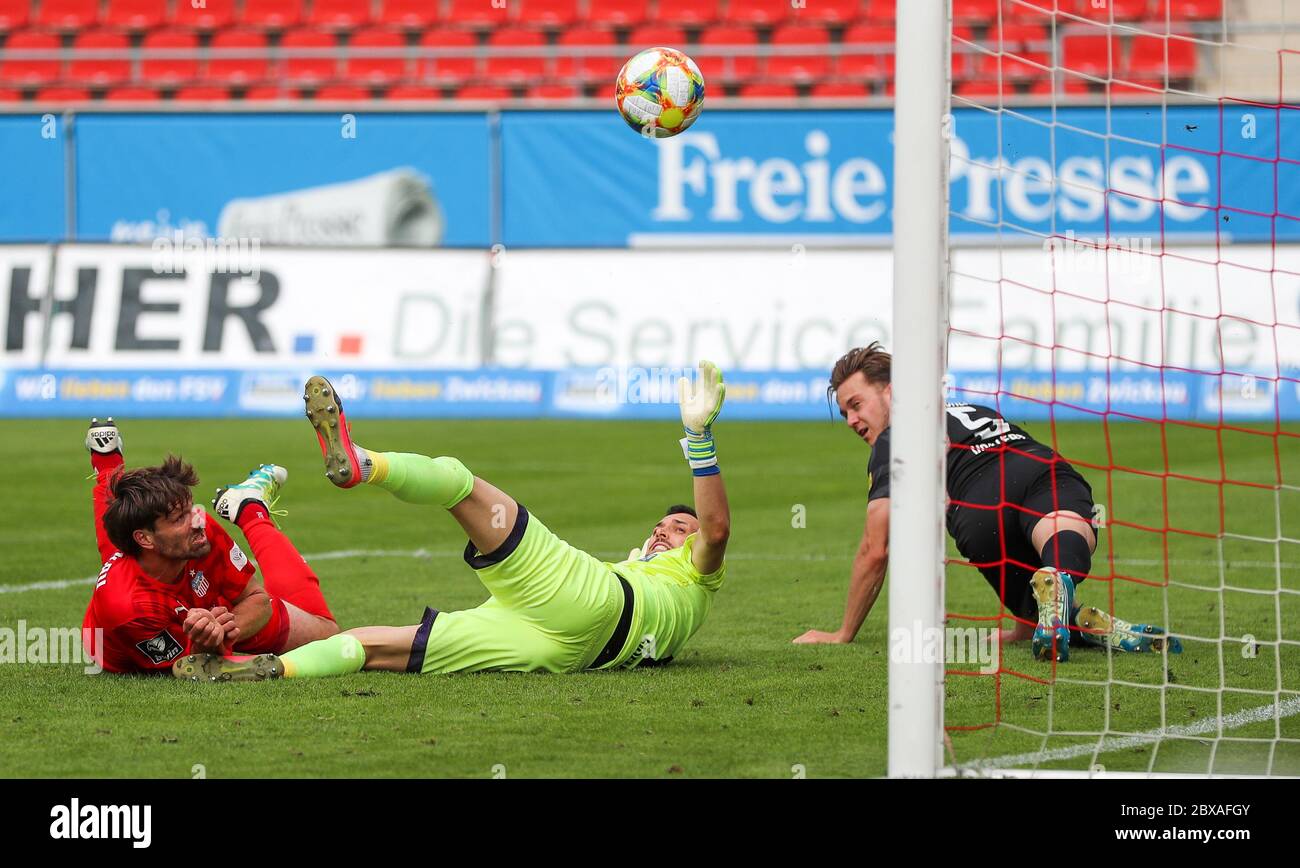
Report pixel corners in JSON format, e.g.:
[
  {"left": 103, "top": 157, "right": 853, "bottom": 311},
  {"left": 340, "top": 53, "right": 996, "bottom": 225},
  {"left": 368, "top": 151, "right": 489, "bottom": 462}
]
[
  {"left": 91, "top": 451, "right": 123, "bottom": 475},
  {"left": 235, "top": 505, "right": 335, "bottom": 622}
]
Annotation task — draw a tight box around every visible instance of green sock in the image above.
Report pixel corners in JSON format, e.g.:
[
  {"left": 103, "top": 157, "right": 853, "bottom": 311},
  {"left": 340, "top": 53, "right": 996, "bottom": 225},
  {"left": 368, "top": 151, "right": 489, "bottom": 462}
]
[
  {"left": 368, "top": 452, "right": 474, "bottom": 509},
  {"left": 281, "top": 634, "right": 365, "bottom": 679}
]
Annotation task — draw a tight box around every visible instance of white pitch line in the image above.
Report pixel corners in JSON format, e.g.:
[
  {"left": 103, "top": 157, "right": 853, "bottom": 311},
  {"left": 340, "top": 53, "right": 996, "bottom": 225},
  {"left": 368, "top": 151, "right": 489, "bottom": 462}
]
[
  {"left": 961, "top": 694, "right": 1300, "bottom": 772},
  {"left": 2, "top": 549, "right": 1297, "bottom": 596}
]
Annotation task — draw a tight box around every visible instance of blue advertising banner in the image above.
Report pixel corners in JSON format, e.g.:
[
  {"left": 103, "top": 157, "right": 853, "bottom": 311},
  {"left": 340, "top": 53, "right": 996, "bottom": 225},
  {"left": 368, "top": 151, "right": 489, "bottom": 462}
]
[
  {"left": 0, "top": 114, "right": 66, "bottom": 241},
  {"left": 3, "top": 367, "right": 1295, "bottom": 421},
  {"left": 74, "top": 113, "right": 493, "bottom": 247}
]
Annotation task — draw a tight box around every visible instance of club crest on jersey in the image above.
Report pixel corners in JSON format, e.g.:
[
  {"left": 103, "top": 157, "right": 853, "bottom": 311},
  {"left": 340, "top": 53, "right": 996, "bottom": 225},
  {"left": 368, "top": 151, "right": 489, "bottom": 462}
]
[{"left": 189, "top": 570, "right": 209, "bottom": 597}]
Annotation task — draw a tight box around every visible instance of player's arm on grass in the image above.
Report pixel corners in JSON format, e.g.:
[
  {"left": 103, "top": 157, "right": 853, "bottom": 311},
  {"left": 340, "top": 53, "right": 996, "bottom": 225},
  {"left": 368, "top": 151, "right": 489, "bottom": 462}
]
[
  {"left": 793, "top": 498, "right": 889, "bottom": 644},
  {"left": 679, "top": 361, "right": 729, "bottom": 575}
]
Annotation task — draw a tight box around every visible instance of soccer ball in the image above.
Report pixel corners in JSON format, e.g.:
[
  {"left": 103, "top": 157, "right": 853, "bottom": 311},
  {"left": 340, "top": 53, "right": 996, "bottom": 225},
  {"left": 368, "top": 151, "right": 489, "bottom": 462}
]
[{"left": 615, "top": 47, "right": 705, "bottom": 138}]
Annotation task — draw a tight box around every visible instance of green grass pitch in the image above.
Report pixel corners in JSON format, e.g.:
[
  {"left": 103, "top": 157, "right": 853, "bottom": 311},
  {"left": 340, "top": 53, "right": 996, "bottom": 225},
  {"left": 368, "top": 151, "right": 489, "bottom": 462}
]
[{"left": 0, "top": 416, "right": 1296, "bottom": 778}]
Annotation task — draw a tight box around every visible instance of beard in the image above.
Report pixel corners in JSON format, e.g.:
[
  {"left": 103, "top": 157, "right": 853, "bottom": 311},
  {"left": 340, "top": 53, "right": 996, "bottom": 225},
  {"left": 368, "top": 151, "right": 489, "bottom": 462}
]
[{"left": 160, "top": 532, "right": 211, "bottom": 561}]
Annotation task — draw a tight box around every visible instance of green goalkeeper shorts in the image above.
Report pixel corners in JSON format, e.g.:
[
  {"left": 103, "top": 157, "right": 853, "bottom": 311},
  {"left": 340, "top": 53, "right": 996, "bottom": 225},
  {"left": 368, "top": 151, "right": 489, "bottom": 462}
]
[{"left": 406, "top": 505, "right": 625, "bottom": 674}]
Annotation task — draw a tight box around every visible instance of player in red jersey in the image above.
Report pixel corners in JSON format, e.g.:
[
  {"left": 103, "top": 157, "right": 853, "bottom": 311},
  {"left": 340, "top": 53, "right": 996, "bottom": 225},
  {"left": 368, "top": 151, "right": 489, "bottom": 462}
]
[{"left": 83, "top": 418, "right": 339, "bottom": 675}]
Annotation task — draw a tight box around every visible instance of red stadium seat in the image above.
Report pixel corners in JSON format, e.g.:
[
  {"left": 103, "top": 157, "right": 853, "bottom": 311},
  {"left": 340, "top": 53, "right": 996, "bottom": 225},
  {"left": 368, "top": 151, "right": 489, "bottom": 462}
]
[
  {"left": 656, "top": 0, "right": 717, "bottom": 28},
  {"left": 0, "top": 31, "right": 62, "bottom": 86},
  {"left": 739, "top": 82, "right": 797, "bottom": 99},
  {"left": 170, "top": 0, "right": 235, "bottom": 30},
  {"left": 811, "top": 80, "right": 870, "bottom": 97},
  {"left": 696, "top": 26, "right": 758, "bottom": 84},
  {"left": 627, "top": 25, "right": 686, "bottom": 49},
  {"left": 997, "top": 23, "right": 1048, "bottom": 50},
  {"left": 0, "top": 88, "right": 22, "bottom": 100},
  {"left": 517, "top": 0, "right": 579, "bottom": 29},
  {"left": 766, "top": 25, "right": 831, "bottom": 83},
  {"left": 445, "top": 0, "right": 512, "bottom": 29},
  {"left": 68, "top": 30, "right": 132, "bottom": 86},
  {"left": 241, "top": 0, "right": 303, "bottom": 30},
  {"left": 205, "top": 28, "right": 271, "bottom": 84},
  {"left": 484, "top": 28, "right": 548, "bottom": 83},
  {"left": 310, "top": 0, "right": 372, "bottom": 30},
  {"left": 1128, "top": 33, "right": 1198, "bottom": 78},
  {"left": 555, "top": 27, "right": 617, "bottom": 84},
  {"left": 244, "top": 84, "right": 301, "bottom": 98},
  {"left": 800, "top": 0, "right": 862, "bottom": 25},
  {"left": 174, "top": 84, "right": 232, "bottom": 99},
  {"left": 105, "top": 85, "right": 162, "bottom": 100},
  {"left": 0, "top": 0, "right": 31, "bottom": 32},
  {"left": 419, "top": 29, "right": 478, "bottom": 84},
  {"left": 141, "top": 28, "right": 199, "bottom": 85},
  {"left": 314, "top": 83, "right": 371, "bottom": 99},
  {"left": 456, "top": 83, "right": 511, "bottom": 99},
  {"left": 981, "top": 51, "right": 1049, "bottom": 81},
  {"left": 377, "top": 0, "right": 441, "bottom": 30},
  {"left": 346, "top": 27, "right": 407, "bottom": 85},
  {"left": 34, "top": 86, "right": 91, "bottom": 102},
  {"left": 1163, "top": 0, "right": 1222, "bottom": 19},
  {"left": 36, "top": 0, "right": 100, "bottom": 30},
  {"left": 105, "top": 0, "right": 168, "bottom": 32},
  {"left": 860, "top": 0, "right": 894, "bottom": 20},
  {"left": 952, "top": 0, "right": 997, "bottom": 23},
  {"left": 1062, "top": 33, "right": 1121, "bottom": 76},
  {"left": 384, "top": 83, "right": 442, "bottom": 99},
  {"left": 585, "top": 0, "right": 647, "bottom": 28},
  {"left": 837, "top": 24, "right": 894, "bottom": 80},
  {"left": 280, "top": 27, "right": 338, "bottom": 85},
  {"left": 724, "top": 0, "right": 790, "bottom": 26},
  {"left": 1060, "top": 73, "right": 1094, "bottom": 94},
  {"left": 1072, "top": 0, "right": 1150, "bottom": 20},
  {"left": 532, "top": 82, "right": 579, "bottom": 98},
  {"left": 954, "top": 78, "right": 1014, "bottom": 98}
]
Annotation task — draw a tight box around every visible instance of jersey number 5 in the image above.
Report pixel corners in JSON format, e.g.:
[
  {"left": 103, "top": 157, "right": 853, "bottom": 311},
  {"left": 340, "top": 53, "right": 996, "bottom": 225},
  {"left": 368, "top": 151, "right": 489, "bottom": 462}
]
[{"left": 947, "top": 405, "right": 1011, "bottom": 441}]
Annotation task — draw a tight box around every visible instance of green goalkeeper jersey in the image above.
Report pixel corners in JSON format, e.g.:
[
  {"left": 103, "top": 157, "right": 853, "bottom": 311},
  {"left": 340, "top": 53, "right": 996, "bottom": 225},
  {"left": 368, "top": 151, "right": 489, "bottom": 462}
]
[{"left": 606, "top": 533, "right": 726, "bottom": 668}]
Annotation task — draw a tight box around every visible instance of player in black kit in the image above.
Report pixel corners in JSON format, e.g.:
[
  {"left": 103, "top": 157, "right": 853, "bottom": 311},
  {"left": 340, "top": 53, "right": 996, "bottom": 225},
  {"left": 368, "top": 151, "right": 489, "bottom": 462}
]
[{"left": 793, "top": 343, "right": 1181, "bottom": 662}]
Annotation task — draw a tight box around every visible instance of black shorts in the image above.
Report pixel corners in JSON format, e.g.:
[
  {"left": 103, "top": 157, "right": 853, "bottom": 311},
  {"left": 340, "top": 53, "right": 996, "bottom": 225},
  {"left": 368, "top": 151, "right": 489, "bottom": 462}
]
[{"left": 945, "top": 453, "right": 1095, "bottom": 621}]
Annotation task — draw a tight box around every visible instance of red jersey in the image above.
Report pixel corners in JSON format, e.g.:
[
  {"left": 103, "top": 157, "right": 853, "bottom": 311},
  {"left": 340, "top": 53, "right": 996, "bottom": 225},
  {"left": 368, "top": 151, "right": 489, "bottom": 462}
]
[{"left": 83, "top": 466, "right": 256, "bottom": 674}]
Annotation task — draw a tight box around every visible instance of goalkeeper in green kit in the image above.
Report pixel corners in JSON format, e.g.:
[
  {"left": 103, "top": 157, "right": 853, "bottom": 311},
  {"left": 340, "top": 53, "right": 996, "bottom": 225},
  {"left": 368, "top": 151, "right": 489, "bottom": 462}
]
[{"left": 173, "top": 362, "right": 731, "bottom": 682}]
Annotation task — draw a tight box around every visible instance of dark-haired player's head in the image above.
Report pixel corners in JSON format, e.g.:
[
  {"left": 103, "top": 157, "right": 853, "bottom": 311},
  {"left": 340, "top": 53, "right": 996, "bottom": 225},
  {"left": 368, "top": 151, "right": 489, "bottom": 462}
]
[
  {"left": 645, "top": 504, "right": 700, "bottom": 555},
  {"left": 102, "top": 455, "right": 210, "bottom": 561},
  {"left": 829, "top": 342, "right": 892, "bottom": 446}
]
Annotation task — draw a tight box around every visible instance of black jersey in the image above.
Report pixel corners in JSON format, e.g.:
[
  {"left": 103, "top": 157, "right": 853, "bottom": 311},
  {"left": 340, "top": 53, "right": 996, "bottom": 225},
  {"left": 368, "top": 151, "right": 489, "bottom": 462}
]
[{"left": 866, "top": 403, "right": 1058, "bottom": 503}]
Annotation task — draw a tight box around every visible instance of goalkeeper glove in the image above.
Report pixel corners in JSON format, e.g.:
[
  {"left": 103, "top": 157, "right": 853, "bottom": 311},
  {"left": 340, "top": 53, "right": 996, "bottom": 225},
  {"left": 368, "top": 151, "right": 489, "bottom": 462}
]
[{"left": 678, "top": 360, "right": 726, "bottom": 476}]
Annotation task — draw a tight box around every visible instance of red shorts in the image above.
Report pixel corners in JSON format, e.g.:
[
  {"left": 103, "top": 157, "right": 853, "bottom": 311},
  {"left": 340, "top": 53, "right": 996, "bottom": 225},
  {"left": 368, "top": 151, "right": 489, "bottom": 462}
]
[{"left": 235, "top": 596, "right": 291, "bottom": 655}]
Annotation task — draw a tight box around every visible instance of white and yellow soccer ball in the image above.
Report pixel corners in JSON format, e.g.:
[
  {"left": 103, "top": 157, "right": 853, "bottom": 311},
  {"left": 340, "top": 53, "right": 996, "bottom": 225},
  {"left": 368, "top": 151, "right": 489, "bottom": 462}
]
[{"left": 615, "top": 47, "right": 705, "bottom": 138}]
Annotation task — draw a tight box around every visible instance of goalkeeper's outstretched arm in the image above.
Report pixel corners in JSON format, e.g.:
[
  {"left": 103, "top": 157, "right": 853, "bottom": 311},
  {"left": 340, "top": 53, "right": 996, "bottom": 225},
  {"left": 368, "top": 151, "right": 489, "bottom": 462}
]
[{"left": 679, "top": 361, "right": 730, "bottom": 575}]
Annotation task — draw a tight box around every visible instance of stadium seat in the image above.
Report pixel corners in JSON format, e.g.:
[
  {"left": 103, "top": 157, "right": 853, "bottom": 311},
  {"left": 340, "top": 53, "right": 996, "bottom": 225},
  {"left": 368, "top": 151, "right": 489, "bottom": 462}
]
[
  {"left": 810, "top": 80, "right": 870, "bottom": 97},
  {"left": 68, "top": 30, "right": 132, "bottom": 86},
  {"left": 585, "top": 0, "right": 647, "bottom": 28},
  {"left": 739, "top": 82, "right": 797, "bottom": 99},
  {"left": 724, "top": 0, "right": 790, "bottom": 27},
  {"left": 36, "top": 0, "right": 100, "bottom": 30},
  {"left": 997, "top": 23, "right": 1048, "bottom": 50},
  {"left": 244, "top": 84, "right": 301, "bottom": 98},
  {"left": 951, "top": 0, "right": 997, "bottom": 23},
  {"left": 456, "top": 83, "right": 511, "bottom": 99},
  {"left": 1061, "top": 32, "right": 1121, "bottom": 76},
  {"left": 105, "top": 85, "right": 162, "bottom": 100},
  {"left": 484, "top": 28, "right": 548, "bottom": 83},
  {"left": 1071, "top": 0, "right": 1150, "bottom": 20},
  {"left": 1163, "top": 0, "right": 1222, "bottom": 19},
  {"left": 174, "top": 84, "right": 232, "bottom": 99},
  {"left": 532, "top": 82, "right": 579, "bottom": 99},
  {"left": 104, "top": 0, "right": 168, "bottom": 32},
  {"left": 0, "top": 30, "right": 62, "bottom": 86},
  {"left": 205, "top": 28, "right": 271, "bottom": 85},
  {"left": 954, "top": 78, "right": 1013, "bottom": 98},
  {"left": 837, "top": 24, "right": 894, "bottom": 80},
  {"left": 1060, "top": 74, "right": 1095, "bottom": 94},
  {"left": 517, "top": 0, "right": 579, "bottom": 29},
  {"left": 799, "top": 0, "right": 862, "bottom": 26},
  {"left": 377, "top": 0, "right": 441, "bottom": 30},
  {"left": 418, "top": 29, "right": 478, "bottom": 85},
  {"left": 310, "top": 0, "right": 372, "bottom": 30},
  {"left": 34, "top": 86, "right": 90, "bottom": 102},
  {"left": 626, "top": 25, "right": 686, "bottom": 49},
  {"left": 696, "top": 26, "right": 759, "bottom": 84},
  {"left": 0, "top": 0, "right": 30, "bottom": 32},
  {"left": 169, "top": 0, "right": 235, "bottom": 30},
  {"left": 445, "top": 0, "right": 512, "bottom": 29},
  {"left": 555, "top": 27, "right": 618, "bottom": 84},
  {"left": 313, "top": 83, "right": 371, "bottom": 99},
  {"left": 860, "top": 0, "right": 894, "bottom": 20},
  {"left": 241, "top": 0, "right": 303, "bottom": 30},
  {"left": 1128, "top": 33, "right": 1198, "bottom": 78},
  {"left": 0, "top": 87, "right": 22, "bottom": 100},
  {"left": 384, "top": 83, "right": 442, "bottom": 99},
  {"left": 280, "top": 27, "right": 338, "bottom": 85},
  {"left": 981, "top": 51, "right": 1049, "bottom": 81},
  {"left": 766, "top": 25, "right": 831, "bottom": 83},
  {"left": 345, "top": 27, "right": 407, "bottom": 85},
  {"left": 656, "top": 0, "right": 718, "bottom": 28},
  {"left": 141, "top": 28, "right": 199, "bottom": 85}
]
